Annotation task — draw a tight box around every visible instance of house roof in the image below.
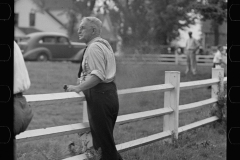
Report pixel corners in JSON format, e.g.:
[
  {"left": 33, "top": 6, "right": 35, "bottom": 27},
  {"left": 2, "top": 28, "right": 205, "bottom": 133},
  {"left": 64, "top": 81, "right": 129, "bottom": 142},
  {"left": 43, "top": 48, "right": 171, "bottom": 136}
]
[
  {"left": 41, "top": 0, "right": 73, "bottom": 10},
  {"left": 17, "top": 27, "right": 42, "bottom": 35},
  {"left": 26, "top": 31, "right": 67, "bottom": 37},
  {"left": 33, "top": 0, "right": 118, "bottom": 42},
  {"left": 96, "top": 14, "right": 118, "bottom": 41}
]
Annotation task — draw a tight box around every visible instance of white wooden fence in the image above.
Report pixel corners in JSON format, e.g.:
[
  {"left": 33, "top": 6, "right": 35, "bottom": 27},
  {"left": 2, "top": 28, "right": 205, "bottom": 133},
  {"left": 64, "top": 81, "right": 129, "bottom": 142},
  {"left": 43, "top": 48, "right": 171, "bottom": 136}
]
[
  {"left": 116, "top": 54, "right": 214, "bottom": 66},
  {"left": 16, "top": 68, "right": 227, "bottom": 160}
]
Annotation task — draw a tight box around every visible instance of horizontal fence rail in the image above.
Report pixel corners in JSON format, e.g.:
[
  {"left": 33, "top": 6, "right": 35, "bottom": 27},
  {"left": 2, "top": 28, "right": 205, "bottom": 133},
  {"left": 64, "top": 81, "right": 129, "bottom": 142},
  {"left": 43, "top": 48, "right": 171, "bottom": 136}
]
[
  {"left": 179, "top": 98, "right": 218, "bottom": 113},
  {"left": 16, "top": 107, "right": 174, "bottom": 143},
  {"left": 16, "top": 68, "right": 227, "bottom": 160},
  {"left": 116, "top": 54, "right": 216, "bottom": 66},
  {"left": 180, "top": 78, "right": 219, "bottom": 90},
  {"left": 25, "top": 84, "right": 174, "bottom": 102}
]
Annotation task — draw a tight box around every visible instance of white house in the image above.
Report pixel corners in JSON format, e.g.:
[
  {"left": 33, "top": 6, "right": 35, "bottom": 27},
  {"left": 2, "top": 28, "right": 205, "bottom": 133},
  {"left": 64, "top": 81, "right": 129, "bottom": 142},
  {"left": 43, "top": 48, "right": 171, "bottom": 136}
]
[
  {"left": 14, "top": 0, "right": 118, "bottom": 46},
  {"left": 14, "top": 0, "right": 70, "bottom": 40}
]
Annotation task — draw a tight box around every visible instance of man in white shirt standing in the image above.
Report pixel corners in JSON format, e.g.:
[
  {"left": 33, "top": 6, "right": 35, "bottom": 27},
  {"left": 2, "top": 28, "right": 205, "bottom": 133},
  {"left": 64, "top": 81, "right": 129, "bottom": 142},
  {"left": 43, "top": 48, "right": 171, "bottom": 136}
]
[
  {"left": 65, "top": 17, "right": 123, "bottom": 160},
  {"left": 14, "top": 41, "right": 33, "bottom": 159},
  {"left": 212, "top": 45, "right": 224, "bottom": 68},
  {"left": 185, "top": 32, "right": 200, "bottom": 75}
]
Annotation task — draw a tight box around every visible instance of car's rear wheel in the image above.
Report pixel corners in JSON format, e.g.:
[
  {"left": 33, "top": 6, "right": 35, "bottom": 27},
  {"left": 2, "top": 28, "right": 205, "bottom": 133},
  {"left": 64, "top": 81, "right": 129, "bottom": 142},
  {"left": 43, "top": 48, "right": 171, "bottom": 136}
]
[{"left": 37, "top": 53, "right": 48, "bottom": 61}]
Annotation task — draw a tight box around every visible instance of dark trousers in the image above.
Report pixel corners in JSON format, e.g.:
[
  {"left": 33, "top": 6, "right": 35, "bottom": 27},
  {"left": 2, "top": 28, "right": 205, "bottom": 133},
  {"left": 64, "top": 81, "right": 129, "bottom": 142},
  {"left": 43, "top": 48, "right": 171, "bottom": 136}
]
[
  {"left": 14, "top": 93, "right": 33, "bottom": 160},
  {"left": 186, "top": 49, "right": 197, "bottom": 74},
  {"left": 14, "top": 94, "right": 33, "bottom": 136},
  {"left": 83, "top": 82, "right": 123, "bottom": 160}
]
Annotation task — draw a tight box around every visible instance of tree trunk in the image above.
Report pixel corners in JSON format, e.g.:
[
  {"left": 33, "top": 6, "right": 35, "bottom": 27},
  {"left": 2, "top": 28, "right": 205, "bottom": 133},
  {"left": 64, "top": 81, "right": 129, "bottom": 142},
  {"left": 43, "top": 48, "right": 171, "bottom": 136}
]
[{"left": 212, "top": 20, "right": 220, "bottom": 46}]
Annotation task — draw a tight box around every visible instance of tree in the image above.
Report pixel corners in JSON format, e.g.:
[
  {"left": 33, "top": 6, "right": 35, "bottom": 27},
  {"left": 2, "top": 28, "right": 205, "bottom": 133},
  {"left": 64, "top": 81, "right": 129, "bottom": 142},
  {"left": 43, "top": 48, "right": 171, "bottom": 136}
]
[
  {"left": 191, "top": 0, "right": 227, "bottom": 45},
  {"left": 149, "top": 0, "right": 196, "bottom": 45},
  {"left": 105, "top": 0, "right": 196, "bottom": 47},
  {"left": 63, "top": 0, "right": 96, "bottom": 40},
  {"left": 105, "top": 0, "right": 152, "bottom": 47}
]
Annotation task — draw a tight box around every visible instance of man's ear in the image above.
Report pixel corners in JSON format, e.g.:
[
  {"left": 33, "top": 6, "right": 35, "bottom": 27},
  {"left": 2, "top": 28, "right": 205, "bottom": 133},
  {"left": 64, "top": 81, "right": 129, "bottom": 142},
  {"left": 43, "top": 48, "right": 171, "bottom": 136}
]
[{"left": 92, "top": 28, "right": 95, "bottom": 35}]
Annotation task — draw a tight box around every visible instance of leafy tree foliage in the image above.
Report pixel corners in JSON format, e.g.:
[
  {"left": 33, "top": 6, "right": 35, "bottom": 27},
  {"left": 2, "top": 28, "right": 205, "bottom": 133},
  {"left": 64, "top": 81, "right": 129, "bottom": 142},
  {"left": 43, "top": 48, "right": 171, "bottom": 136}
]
[
  {"left": 192, "top": 0, "right": 227, "bottom": 24},
  {"left": 107, "top": 0, "right": 196, "bottom": 46},
  {"left": 191, "top": 0, "right": 227, "bottom": 45},
  {"left": 149, "top": 0, "right": 196, "bottom": 45}
]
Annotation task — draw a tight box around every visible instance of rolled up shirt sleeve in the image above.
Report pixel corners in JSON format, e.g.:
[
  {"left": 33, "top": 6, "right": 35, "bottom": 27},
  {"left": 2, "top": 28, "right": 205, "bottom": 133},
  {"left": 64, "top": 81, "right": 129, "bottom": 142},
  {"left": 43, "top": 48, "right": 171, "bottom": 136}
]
[{"left": 87, "top": 44, "right": 106, "bottom": 81}]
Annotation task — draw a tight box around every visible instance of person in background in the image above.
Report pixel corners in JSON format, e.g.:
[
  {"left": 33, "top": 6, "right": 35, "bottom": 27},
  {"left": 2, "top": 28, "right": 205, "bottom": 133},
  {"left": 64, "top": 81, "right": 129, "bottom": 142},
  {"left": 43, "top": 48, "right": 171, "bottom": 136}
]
[
  {"left": 185, "top": 31, "right": 200, "bottom": 75},
  {"left": 65, "top": 17, "right": 123, "bottom": 160},
  {"left": 14, "top": 41, "right": 33, "bottom": 159},
  {"left": 212, "top": 45, "right": 226, "bottom": 68}
]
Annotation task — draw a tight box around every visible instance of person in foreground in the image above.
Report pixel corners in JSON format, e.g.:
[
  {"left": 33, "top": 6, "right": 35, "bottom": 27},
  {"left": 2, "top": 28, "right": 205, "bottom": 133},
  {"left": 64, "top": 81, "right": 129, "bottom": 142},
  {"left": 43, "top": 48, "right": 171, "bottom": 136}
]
[
  {"left": 65, "top": 17, "right": 123, "bottom": 160},
  {"left": 185, "top": 31, "right": 200, "bottom": 75},
  {"left": 14, "top": 41, "right": 33, "bottom": 159}
]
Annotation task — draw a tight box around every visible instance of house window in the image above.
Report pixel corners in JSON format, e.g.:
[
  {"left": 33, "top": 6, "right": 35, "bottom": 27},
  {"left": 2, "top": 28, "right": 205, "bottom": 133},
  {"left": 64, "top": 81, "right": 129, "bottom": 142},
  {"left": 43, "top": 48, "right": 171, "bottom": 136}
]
[
  {"left": 29, "top": 13, "right": 35, "bottom": 26},
  {"left": 14, "top": 13, "right": 19, "bottom": 26}
]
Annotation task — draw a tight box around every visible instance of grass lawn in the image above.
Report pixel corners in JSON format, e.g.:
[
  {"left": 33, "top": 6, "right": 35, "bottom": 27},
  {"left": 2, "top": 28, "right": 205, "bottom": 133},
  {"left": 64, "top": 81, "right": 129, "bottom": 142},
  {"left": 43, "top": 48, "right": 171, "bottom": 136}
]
[{"left": 16, "top": 61, "right": 226, "bottom": 160}]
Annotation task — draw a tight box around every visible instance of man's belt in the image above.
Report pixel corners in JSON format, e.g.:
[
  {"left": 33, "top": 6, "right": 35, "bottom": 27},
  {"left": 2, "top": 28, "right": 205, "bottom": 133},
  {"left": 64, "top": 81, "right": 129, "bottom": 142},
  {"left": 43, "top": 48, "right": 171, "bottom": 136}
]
[{"left": 14, "top": 92, "right": 23, "bottom": 98}]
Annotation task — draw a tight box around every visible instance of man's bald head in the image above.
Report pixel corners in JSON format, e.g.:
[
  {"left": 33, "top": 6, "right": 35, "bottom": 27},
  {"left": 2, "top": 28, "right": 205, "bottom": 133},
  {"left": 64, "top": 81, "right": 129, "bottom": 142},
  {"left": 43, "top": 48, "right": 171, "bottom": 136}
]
[
  {"left": 78, "top": 17, "right": 103, "bottom": 43},
  {"left": 81, "top": 17, "right": 102, "bottom": 36}
]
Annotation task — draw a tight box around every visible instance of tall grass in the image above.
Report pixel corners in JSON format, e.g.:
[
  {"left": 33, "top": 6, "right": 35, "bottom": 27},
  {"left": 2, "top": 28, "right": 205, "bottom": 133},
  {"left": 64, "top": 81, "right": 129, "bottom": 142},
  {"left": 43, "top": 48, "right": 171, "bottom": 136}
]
[{"left": 16, "top": 61, "right": 226, "bottom": 160}]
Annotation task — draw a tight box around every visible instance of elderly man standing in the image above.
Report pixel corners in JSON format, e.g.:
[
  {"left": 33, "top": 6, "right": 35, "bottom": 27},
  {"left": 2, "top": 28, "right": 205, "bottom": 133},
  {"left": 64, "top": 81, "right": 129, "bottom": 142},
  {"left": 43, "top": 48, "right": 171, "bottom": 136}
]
[
  {"left": 185, "top": 31, "right": 200, "bottom": 75},
  {"left": 65, "top": 17, "right": 123, "bottom": 160}
]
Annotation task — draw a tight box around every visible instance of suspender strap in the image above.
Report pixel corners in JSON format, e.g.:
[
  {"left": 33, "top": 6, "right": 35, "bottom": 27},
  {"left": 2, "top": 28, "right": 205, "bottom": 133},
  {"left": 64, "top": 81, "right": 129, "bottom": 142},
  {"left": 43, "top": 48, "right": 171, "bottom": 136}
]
[
  {"left": 77, "top": 47, "right": 87, "bottom": 78},
  {"left": 77, "top": 40, "right": 112, "bottom": 78}
]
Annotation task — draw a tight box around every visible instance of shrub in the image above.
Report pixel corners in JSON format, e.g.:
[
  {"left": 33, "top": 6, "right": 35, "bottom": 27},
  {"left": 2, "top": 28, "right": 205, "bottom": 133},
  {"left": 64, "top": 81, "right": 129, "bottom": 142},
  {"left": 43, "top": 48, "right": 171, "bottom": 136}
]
[{"left": 210, "top": 84, "right": 227, "bottom": 133}]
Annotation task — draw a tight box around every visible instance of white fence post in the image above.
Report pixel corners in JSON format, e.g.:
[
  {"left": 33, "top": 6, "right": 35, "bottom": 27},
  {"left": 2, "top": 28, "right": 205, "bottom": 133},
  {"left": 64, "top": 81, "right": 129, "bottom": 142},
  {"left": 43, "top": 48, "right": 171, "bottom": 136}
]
[
  {"left": 212, "top": 68, "right": 224, "bottom": 99},
  {"left": 82, "top": 101, "right": 88, "bottom": 122},
  {"left": 163, "top": 71, "right": 180, "bottom": 142},
  {"left": 175, "top": 51, "right": 178, "bottom": 65},
  {"left": 81, "top": 101, "right": 93, "bottom": 151}
]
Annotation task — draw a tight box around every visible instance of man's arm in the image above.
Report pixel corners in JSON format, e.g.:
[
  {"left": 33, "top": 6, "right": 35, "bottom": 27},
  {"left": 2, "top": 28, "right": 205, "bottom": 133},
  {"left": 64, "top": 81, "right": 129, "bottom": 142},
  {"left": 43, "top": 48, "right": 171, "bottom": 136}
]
[
  {"left": 67, "top": 75, "right": 101, "bottom": 93},
  {"left": 195, "top": 39, "right": 200, "bottom": 49},
  {"left": 77, "top": 75, "right": 101, "bottom": 91},
  {"left": 67, "top": 44, "right": 105, "bottom": 93}
]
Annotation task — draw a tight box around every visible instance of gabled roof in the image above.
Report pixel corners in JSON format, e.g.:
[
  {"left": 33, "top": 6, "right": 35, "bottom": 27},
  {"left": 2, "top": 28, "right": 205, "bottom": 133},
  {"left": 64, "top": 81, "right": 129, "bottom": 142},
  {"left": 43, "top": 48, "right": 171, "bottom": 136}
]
[
  {"left": 40, "top": 0, "right": 73, "bottom": 10},
  {"left": 96, "top": 14, "right": 118, "bottom": 41},
  {"left": 31, "top": 0, "right": 118, "bottom": 42},
  {"left": 26, "top": 31, "right": 67, "bottom": 37}
]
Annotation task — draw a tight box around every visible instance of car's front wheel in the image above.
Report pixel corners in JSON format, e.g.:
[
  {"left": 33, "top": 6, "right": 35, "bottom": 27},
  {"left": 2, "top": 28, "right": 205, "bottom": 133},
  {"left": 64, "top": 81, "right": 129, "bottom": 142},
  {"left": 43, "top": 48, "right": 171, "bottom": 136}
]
[{"left": 37, "top": 53, "right": 48, "bottom": 61}]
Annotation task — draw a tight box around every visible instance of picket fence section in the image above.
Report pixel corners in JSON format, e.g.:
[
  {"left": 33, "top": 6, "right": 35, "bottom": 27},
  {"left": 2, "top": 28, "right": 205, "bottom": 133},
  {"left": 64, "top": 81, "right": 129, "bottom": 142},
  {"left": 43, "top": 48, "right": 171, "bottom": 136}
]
[
  {"left": 116, "top": 54, "right": 214, "bottom": 66},
  {"left": 16, "top": 68, "right": 227, "bottom": 160}
]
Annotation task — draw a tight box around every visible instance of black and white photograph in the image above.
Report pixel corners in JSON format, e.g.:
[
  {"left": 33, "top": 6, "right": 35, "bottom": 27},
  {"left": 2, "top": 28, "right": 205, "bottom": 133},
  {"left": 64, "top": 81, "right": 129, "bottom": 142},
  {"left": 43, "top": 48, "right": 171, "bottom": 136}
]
[{"left": 14, "top": 0, "right": 227, "bottom": 159}]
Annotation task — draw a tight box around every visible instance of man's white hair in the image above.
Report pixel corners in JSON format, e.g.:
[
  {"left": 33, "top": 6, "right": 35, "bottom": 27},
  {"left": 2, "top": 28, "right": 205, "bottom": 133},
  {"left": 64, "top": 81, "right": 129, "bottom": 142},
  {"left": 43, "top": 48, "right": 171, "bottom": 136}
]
[{"left": 82, "top": 17, "right": 103, "bottom": 35}]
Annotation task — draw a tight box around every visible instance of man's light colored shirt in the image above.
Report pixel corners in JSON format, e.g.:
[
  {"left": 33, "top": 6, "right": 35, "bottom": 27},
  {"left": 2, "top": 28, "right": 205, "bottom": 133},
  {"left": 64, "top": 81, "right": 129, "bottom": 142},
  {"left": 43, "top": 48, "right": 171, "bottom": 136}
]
[
  {"left": 79, "top": 37, "right": 116, "bottom": 84},
  {"left": 213, "top": 50, "right": 222, "bottom": 63},
  {"left": 14, "top": 41, "right": 31, "bottom": 94},
  {"left": 186, "top": 38, "right": 199, "bottom": 50}
]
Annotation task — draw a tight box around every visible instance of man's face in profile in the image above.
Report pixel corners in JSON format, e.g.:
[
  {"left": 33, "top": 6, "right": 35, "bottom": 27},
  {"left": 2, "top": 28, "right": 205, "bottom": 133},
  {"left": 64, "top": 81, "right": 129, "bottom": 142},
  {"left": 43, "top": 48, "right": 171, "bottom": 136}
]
[{"left": 78, "top": 20, "right": 93, "bottom": 44}]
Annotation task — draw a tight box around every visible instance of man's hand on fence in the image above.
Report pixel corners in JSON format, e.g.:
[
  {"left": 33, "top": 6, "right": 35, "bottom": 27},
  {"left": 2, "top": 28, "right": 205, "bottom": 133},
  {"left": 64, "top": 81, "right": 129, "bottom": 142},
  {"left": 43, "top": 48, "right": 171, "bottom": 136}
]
[
  {"left": 65, "top": 85, "right": 81, "bottom": 93},
  {"left": 77, "top": 78, "right": 81, "bottom": 85}
]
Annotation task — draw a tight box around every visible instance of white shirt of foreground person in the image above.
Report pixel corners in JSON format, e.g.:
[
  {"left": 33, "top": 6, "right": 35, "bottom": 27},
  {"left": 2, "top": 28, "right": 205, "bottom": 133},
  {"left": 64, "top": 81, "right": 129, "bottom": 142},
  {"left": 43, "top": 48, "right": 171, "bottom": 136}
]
[
  {"left": 14, "top": 41, "right": 31, "bottom": 94},
  {"left": 213, "top": 50, "right": 222, "bottom": 63},
  {"left": 79, "top": 37, "right": 116, "bottom": 84},
  {"left": 186, "top": 38, "right": 199, "bottom": 50}
]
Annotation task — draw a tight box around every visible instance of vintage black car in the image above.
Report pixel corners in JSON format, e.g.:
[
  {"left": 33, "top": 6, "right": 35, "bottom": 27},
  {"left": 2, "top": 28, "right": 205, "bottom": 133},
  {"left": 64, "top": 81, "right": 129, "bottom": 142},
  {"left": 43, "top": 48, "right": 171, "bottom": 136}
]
[{"left": 18, "top": 32, "right": 86, "bottom": 61}]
